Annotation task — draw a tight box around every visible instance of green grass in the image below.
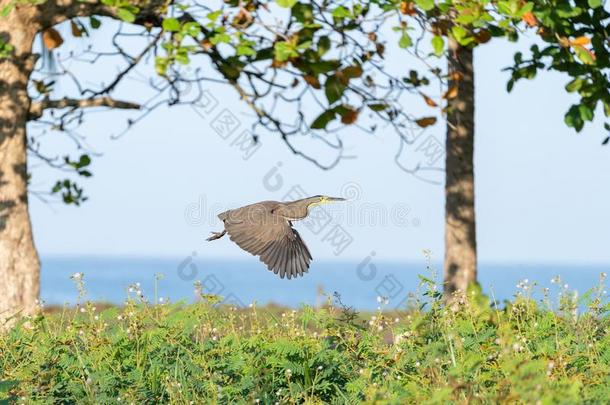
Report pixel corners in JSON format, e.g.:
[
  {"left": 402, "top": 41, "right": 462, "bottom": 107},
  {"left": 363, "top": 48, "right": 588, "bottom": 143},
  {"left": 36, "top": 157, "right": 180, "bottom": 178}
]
[{"left": 1, "top": 275, "right": 608, "bottom": 404}]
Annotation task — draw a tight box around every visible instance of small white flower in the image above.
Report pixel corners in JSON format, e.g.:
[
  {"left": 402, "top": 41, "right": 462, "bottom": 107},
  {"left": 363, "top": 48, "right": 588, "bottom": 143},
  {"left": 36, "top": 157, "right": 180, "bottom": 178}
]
[{"left": 71, "top": 272, "right": 83, "bottom": 280}]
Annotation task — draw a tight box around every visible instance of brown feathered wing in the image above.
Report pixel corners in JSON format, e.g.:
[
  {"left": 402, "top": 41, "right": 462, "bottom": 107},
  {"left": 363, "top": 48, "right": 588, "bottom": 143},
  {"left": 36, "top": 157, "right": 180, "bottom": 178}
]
[{"left": 220, "top": 204, "right": 312, "bottom": 279}]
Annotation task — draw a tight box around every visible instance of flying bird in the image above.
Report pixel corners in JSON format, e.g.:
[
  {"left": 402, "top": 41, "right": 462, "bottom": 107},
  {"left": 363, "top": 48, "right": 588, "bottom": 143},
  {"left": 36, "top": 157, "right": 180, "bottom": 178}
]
[{"left": 207, "top": 195, "right": 346, "bottom": 279}]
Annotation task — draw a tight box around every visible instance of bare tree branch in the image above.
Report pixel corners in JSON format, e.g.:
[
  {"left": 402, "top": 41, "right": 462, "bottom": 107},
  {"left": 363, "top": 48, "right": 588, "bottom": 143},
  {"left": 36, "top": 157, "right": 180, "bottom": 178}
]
[{"left": 29, "top": 96, "right": 141, "bottom": 119}]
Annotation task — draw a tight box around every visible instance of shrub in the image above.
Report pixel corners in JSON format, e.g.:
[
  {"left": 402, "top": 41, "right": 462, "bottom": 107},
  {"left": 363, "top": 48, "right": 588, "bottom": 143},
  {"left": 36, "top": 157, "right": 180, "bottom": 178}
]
[{"left": 1, "top": 274, "right": 608, "bottom": 404}]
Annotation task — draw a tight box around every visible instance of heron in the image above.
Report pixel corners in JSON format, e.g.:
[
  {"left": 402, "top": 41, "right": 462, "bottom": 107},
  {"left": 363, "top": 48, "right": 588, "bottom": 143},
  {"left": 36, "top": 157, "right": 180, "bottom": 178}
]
[{"left": 207, "top": 195, "right": 346, "bottom": 279}]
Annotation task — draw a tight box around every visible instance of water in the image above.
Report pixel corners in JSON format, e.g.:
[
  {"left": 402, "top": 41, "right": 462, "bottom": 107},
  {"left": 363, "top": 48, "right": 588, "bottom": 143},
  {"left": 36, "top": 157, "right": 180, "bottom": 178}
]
[{"left": 41, "top": 256, "right": 608, "bottom": 310}]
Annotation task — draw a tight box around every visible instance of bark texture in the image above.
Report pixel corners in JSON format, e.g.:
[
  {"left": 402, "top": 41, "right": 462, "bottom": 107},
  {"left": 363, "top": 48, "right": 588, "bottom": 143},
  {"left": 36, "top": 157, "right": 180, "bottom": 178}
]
[
  {"left": 0, "top": 0, "right": 166, "bottom": 326},
  {"left": 0, "top": 7, "right": 40, "bottom": 324},
  {"left": 444, "top": 38, "right": 477, "bottom": 301}
]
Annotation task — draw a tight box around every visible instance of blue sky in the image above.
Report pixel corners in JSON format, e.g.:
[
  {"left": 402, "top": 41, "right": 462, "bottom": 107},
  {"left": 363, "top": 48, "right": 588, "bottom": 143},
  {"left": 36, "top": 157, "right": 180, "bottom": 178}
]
[{"left": 29, "top": 26, "right": 610, "bottom": 265}]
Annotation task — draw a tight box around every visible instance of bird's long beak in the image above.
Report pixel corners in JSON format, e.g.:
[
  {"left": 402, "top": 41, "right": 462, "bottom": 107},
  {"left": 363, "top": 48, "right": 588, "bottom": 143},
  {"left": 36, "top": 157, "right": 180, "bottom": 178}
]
[{"left": 325, "top": 196, "right": 346, "bottom": 202}]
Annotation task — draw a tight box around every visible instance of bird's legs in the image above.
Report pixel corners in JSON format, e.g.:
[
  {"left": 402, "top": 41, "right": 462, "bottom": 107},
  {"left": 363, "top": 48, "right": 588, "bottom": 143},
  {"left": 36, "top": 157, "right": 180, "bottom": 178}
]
[{"left": 206, "top": 229, "right": 226, "bottom": 241}]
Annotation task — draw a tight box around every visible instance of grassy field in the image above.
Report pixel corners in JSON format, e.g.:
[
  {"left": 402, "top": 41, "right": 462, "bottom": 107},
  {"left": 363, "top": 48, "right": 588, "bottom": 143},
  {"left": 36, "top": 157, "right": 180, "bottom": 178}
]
[{"left": 1, "top": 275, "right": 608, "bottom": 404}]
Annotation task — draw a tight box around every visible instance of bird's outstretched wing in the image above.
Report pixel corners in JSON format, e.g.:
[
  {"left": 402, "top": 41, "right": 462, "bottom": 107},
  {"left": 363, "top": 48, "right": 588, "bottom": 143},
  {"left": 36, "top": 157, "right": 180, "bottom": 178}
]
[{"left": 223, "top": 206, "right": 312, "bottom": 279}]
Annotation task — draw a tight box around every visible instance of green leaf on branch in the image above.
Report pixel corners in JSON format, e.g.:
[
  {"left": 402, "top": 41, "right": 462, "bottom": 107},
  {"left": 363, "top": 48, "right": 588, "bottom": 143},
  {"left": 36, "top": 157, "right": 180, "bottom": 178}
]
[
  {"left": 90, "top": 16, "right": 101, "bottom": 29},
  {"left": 311, "top": 109, "right": 337, "bottom": 129},
  {"left": 274, "top": 41, "right": 298, "bottom": 61},
  {"left": 51, "top": 179, "right": 88, "bottom": 206},
  {"left": 207, "top": 10, "right": 222, "bottom": 21},
  {"left": 432, "top": 36, "right": 444, "bottom": 56},
  {"left": 293, "top": 3, "right": 314, "bottom": 23},
  {"left": 116, "top": 8, "right": 136, "bottom": 23},
  {"left": 317, "top": 36, "right": 331, "bottom": 56},
  {"left": 332, "top": 6, "right": 351, "bottom": 18},
  {"left": 451, "top": 25, "right": 474, "bottom": 46},
  {"left": 573, "top": 45, "right": 596, "bottom": 65},
  {"left": 578, "top": 104, "right": 594, "bottom": 122},
  {"left": 175, "top": 49, "right": 190, "bottom": 64},
  {"left": 556, "top": 4, "right": 582, "bottom": 18},
  {"left": 324, "top": 75, "right": 345, "bottom": 104},
  {"left": 155, "top": 57, "right": 169, "bottom": 76},
  {"left": 277, "top": 0, "right": 297, "bottom": 8},
  {"left": 565, "top": 78, "right": 584, "bottom": 93},
  {"left": 415, "top": 0, "right": 435, "bottom": 11},
  {"left": 399, "top": 33, "right": 412, "bottom": 49},
  {"left": 310, "top": 60, "right": 340, "bottom": 75},
  {"left": 162, "top": 18, "right": 181, "bottom": 32},
  {"left": 236, "top": 45, "right": 256, "bottom": 56},
  {"left": 565, "top": 105, "right": 584, "bottom": 131},
  {"left": 210, "top": 33, "right": 231, "bottom": 45},
  {"left": 588, "top": 0, "right": 603, "bottom": 8},
  {"left": 183, "top": 22, "right": 201, "bottom": 37},
  {"left": 367, "top": 103, "right": 389, "bottom": 112}
]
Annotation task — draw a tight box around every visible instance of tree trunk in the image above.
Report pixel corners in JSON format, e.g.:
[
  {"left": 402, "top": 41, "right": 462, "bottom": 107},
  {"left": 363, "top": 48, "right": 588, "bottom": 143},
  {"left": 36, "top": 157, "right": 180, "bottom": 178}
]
[
  {"left": 0, "top": 12, "right": 40, "bottom": 325},
  {"left": 443, "top": 38, "right": 477, "bottom": 301}
]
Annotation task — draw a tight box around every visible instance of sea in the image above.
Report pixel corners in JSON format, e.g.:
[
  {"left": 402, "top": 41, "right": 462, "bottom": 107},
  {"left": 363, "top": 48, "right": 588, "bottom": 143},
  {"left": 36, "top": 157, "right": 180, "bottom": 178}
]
[{"left": 40, "top": 257, "right": 608, "bottom": 311}]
